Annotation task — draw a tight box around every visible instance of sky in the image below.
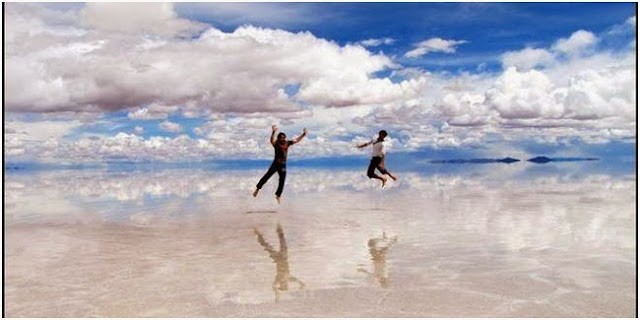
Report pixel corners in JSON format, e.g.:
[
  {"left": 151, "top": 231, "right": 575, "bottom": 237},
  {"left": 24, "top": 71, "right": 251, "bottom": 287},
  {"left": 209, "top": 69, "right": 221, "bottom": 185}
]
[{"left": 3, "top": 2, "right": 637, "bottom": 165}]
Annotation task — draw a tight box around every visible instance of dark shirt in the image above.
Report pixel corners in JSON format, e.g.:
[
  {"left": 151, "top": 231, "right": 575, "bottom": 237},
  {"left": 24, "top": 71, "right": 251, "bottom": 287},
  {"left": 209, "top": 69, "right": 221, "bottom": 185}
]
[{"left": 274, "top": 140, "right": 294, "bottom": 164}]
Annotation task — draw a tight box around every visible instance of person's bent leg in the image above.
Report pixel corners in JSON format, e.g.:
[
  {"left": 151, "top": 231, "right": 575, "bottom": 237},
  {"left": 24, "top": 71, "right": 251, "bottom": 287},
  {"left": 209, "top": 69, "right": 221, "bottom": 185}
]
[
  {"left": 367, "top": 157, "right": 382, "bottom": 179},
  {"left": 367, "top": 157, "right": 387, "bottom": 187},
  {"left": 377, "top": 156, "right": 397, "bottom": 181},
  {"left": 377, "top": 165, "right": 397, "bottom": 181}
]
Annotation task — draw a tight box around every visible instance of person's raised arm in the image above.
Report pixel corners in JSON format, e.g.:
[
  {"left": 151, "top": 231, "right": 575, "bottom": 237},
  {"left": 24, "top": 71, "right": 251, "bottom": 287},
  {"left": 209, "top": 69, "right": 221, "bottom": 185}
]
[
  {"left": 291, "top": 128, "right": 308, "bottom": 144},
  {"left": 288, "top": 275, "right": 306, "bottom": 289},
  {"left": 357, "top": 140, "right": 372, "bottom": 149},
  {"left": 276, "top": 223, "right": 287, "bottom": 252},
  {"left": 270, "top": 125, "right": 278, "bottom": 146},
  {"left": 255, "top": 228, "right": 277, "bottom": 255}
]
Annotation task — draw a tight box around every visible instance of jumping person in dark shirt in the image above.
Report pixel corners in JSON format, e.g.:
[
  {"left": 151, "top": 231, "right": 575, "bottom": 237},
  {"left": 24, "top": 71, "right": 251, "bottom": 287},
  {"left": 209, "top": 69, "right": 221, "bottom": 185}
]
[{"left": 253, "top": 125, "right": 308, "bottom": 204}]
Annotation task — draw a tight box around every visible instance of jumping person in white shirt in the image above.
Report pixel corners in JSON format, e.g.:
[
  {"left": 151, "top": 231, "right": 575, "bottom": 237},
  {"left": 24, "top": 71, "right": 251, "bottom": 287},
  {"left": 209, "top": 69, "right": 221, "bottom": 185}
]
[{"left": 357, "top": 130, "right": 398, "bottom": 188}]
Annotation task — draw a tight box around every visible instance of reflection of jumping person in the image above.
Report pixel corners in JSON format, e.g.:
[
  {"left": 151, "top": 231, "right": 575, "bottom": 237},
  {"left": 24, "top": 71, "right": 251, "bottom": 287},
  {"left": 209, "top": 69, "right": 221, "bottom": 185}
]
[
  {"left": 357, "top": 130, "right": 398, "bottom": 188},
  {"left": 357, "top": 232, "right": 398, "bottom": 288},
  {"left": 254, "top": 223, "right": 305, "bottom": 302},
  {"left": 253, "top": 125, "right": 308, "bottom": 204}
]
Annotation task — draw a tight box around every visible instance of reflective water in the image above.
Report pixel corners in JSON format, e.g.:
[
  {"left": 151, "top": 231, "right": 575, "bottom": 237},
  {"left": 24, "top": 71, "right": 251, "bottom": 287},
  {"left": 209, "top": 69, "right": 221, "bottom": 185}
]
[{"left": 3, "top": 164, "right": 636, "bottom": 317}]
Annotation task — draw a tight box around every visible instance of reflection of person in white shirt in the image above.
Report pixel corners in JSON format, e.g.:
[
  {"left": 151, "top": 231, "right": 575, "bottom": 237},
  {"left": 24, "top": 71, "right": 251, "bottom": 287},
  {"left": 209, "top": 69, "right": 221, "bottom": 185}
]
[
  {"left": 357, "top": 232, "right": 398, "bottom": 288},
  {"left": 357, "top": 130, "right": 398, "bottom": 188}
]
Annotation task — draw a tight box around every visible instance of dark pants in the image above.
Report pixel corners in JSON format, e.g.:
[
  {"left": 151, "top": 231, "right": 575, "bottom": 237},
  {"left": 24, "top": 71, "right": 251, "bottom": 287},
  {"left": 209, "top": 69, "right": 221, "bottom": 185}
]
[
  {"left": 256, "top": 162, "right": 287, "bottom": 196},
  {"left": 367, "top": 156, "right": 388, "bottom": 179}
]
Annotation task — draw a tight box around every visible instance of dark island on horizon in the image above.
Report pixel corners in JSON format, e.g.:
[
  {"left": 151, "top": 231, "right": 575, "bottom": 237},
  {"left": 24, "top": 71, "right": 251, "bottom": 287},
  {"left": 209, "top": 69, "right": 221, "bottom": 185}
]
[
  {"left": 527, "top": 156, "right": 600, "bottom": 164},
  {"left": 430, "top": 157, "right": 520, "bottom": 164},
  {"left": 430, "top": 156, "right": 599, "bottom": 165}
]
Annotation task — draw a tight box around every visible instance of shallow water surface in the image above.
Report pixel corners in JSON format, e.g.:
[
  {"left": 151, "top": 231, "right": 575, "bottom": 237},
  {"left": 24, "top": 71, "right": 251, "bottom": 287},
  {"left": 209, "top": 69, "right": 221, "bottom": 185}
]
[{"left": 4, "top": 166, "right": 636, "bottom": 317}]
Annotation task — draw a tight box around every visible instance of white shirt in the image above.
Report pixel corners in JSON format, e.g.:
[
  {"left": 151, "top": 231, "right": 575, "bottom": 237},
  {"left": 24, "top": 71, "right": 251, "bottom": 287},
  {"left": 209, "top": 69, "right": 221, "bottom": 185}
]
[{"left": 369, "top": 139, "right": 387, "bottom": 157}]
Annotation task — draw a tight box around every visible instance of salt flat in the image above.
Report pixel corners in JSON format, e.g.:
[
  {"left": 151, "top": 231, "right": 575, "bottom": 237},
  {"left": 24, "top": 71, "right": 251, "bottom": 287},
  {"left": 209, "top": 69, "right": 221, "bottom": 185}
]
[{"left": 4, "top": 166, "right": 636, "bottom": 317}]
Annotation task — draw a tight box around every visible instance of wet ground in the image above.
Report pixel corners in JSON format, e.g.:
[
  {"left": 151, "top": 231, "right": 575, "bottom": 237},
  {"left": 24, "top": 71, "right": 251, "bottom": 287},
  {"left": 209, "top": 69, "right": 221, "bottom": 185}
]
[{"left": 4, "top": 167, "right": 636, "bottom": 317}]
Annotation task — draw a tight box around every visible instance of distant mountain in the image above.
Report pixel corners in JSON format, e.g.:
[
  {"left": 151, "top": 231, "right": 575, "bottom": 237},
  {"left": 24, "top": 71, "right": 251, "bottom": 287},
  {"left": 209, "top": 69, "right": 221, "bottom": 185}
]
[
  {"left": 497, "top": 157, "right": 520, "bottom": 163},
  {"left": 527, "top": 156, "right": 599, "bottom": 164},
  {"left": 527, "top": 156, "right": 553, "bottom": 164},
  {"left": 430, "top": 157, "right": 520, "bottom": 164},
  {"left": 428, "top": 156, "right": 599, "bottom": 165}
]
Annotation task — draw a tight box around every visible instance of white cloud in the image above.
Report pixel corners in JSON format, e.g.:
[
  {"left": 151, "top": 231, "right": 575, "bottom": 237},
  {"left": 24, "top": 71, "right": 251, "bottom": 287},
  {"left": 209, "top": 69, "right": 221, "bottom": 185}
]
[
  {"left": 4, "top": 134, "right": 26, "bottom": 156},
  {"left": 66, "top": 133, "right": 198, "bottom": 162},
  {"left": 127, "top": 107, "right": 170, "bottom": 120},
  {"left": 2, "top": 6, "right": 636, "bottom": 162},
  {"left": 484, "top": 55, "right": 634, "bottom": 132},
  {"left": 439, "top": 91, "right": 493, "bottom": 126},
  {"left": 353, "top": 37, "right": 635, "bottom": 149},
  {"left": 80, "top": 3, "right": 207, "bottom": 37},
  {"left": 486, "top": 67, "right": 565, "bottom": 120},
  {"left": 551, "top": 30, "right": 598, "bottom": 56},
  {"left": 73, "top": 132, "right": 266, "bottom": 162},
  {"left": 606, "top": 16, "right": 636, "bottom": 36},
  {"left": 159, "top": 121, "right": 183, "bottom": 133},
  {"left": 405, "top": 38, "right": 468, "bottom": 58},
  {"left": 5, "top": 119, "right": 83, "bottom": 142},
  {"left": 502, "top": 31, "right": 601, "bottom": 72},
  {"left": 3, "top": 3, "right": 83, "bottom": 46},
  {"left": 488, "top": 25, "right": 634, "bottom": 140},
  {"left": 626, "top": 16, "right": 636, "bottom": 26},
  {"left": 562, "top": 65, "right": 635, "bottom": 121},
  {"left": 4, "top": 118, "right": 86, "bottom": 162},
  {"left": 126, "top": 103, "right": 180, "bottom": 120},
  {"left": 501, "top": 47, "right": 555, "bottom": 70},
  {"left": 297, "top": 75, "right": 428, "bottom": 108},
  {"left": 359, "top": 38, "right": 395, "bottom": 47},
  {"left": 5, "top": 3, "right": 406, "bottom": 115}
]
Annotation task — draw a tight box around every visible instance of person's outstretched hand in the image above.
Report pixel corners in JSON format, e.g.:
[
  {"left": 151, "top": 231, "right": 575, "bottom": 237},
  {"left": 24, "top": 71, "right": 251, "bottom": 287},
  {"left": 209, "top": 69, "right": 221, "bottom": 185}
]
[
  {"left": 302, "top": 128, "right": 308, "bottom": 135},
  {"left": 272, "top": 125, "right": 278, "bottom": 132}
]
